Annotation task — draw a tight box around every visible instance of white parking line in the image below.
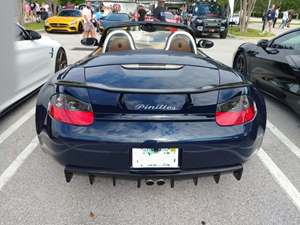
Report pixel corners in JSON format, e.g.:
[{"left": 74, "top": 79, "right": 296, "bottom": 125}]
[
  {"left": 0, "top": 107, "right": 35, "bottom": 145},
  {"left": 257, "top": 149, "right": 300, "bottom": 212},
  {"left": 0, "top": 136, "right": 38, "bottom": 191},
  {"left": 267, "top": 120, "right": 300, "bottom": 159}
]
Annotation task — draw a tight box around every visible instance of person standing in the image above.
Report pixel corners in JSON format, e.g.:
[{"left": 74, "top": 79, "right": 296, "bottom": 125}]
[
  {"left": 180, "top": 4, "right": 188, "bottom": 25},
  {"left": 279, "top": 10, "right": 289, "bottom": 31},
  {"left": 82, "top": 1, "right": 96, "bottom": 38},
  {"left": 265, "top": 4, "right": 276, "bottom": 33},
  {"left": 95, "top": 6, "right": 104, "bottom": 21},
  {"left": 287, "top": 10, "right": 294, "bottom": 28},
  {"left": 24, "top": 1, "right": 31, "bottom": 22},
  {"left": 30, "top": 1, "right": 36, "bottom": 21},
  {"left": 43, "top": 3, "right": 50, "bottom": 18},
  {"left": 153, "top": 0, "right": 166, "bottom": 22},
  {"left": 273, "top": 7, "right": 280, "bottom": 28},
  {"left": 35, "top": 1, "right": 41, "bottom": 23},
  {"left": 137, "top": 5, "right": 147, "bottom": 21}
]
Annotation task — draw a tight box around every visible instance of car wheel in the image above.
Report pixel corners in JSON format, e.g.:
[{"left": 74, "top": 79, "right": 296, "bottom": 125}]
[
  {"left": 234, "top": 52, "right": 248, "bottom": 77},
  {"left": 55, "top": 48, "right": 68, "bottom": 72},
  {"left": 220, "top": 31, "right": 227, "bottom": 39},
  {"left": 78, "top": 23, "right": 83, "bottom": 34}
]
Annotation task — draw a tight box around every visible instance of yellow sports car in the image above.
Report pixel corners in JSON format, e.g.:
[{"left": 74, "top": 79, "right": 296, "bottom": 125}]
[{"left": 45, "top": 9, "right": 84, "bottom": 33}]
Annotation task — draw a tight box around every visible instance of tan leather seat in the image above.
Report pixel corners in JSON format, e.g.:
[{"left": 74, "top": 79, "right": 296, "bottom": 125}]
[
  {"left": 165, "top": 31, "right": 197, "bottom": 54},
  {"left": 168, "top": 36, "right": 194, "bottom": 53},
  {"left": 102, "top": 30, "right": 135, "bottom": 53},
  {"left": 106, "top": 35, "right": 131, "bottom": 52}
]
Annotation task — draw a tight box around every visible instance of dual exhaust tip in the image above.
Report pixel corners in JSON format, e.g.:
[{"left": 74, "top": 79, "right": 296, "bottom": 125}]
[{"left": 145, "top": 179, "right": 165, "bottom": 186}]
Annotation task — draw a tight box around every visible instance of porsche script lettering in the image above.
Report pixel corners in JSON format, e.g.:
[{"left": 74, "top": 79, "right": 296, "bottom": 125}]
[{"left": 135, "top": 104, "right": 176, "bottom": 111}]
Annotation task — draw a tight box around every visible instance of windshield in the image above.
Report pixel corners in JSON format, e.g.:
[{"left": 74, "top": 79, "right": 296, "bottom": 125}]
[
  {"left": 104, "top": 14, "right": 129, "bottom": 21},
  {"left": 193, "top": 3, "right": 222, "bottom": 17},
  {"left": 58, "top": 10, "right": 81, "bottom": 17}
]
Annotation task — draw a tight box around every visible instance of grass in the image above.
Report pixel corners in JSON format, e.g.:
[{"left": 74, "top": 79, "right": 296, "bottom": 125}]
[
  {"left": 248, "top": 20, "right": 300, "bottom": 25},
  {"left": 24, "top": 22, "right": 45, "bottom": 31},
  {"left": 229, "top": 26, "right": 274, "bottom": 38}
]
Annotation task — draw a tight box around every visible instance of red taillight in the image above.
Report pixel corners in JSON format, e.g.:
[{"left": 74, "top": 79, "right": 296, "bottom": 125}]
[
  {"left": 216, "top": 95, "right": 256, "bottom": 126},
  {"left": 48, "top": 94, "right": 94, "bottom": 126}
]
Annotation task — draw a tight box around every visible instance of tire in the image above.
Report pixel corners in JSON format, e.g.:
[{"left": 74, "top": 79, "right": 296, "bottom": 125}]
[
  {"left": 233, "top": 52, "right": 248, "bottom": 78},
  {"left": 220, "top": 31, "right": 228, "bottom": 39},
  {"left": 55, "top": 48, "right": 68, "bottom": 72},
  {"left": 78, "top": 23, "right": 83, "bottom": 34}
]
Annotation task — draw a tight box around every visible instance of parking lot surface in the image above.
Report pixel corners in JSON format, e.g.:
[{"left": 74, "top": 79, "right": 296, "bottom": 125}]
[{"left": 0, "top": 33, "right": 299, "bottom": 225}]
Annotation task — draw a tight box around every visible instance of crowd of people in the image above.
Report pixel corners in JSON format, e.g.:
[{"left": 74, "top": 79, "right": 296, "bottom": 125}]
[
  {"left": 23, "top": 1, "right": 51, "bottom": 23},
  {"left": 262, "top": 4, "right": 295, "bottom": 33},
  {"left": 81, "top": 1, "right": 123, "bottom": 39},
  {"left": 81, "top": 0, "right": 186, "bottom": 39},
  {"left": 23, "top": 0, "right": 297, "bottom": 37}
]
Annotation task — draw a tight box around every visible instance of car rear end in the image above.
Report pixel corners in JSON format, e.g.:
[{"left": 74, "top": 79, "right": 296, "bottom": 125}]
[{"left": 36, "top": 54, "right": 266, "bottom": 185}]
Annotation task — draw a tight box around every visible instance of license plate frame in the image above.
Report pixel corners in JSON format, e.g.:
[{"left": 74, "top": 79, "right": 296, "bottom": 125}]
[{"left": 131, "top": 148, "right": 179, "bottom": 169}]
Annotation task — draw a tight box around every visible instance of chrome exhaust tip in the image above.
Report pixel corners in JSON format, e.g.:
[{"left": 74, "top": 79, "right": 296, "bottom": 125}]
[
  {"left": 156, "top": 179, "right": 165, "bottom": 186},
  {"left": 145, "top": 179, "right": 155, "bottom": 186}
]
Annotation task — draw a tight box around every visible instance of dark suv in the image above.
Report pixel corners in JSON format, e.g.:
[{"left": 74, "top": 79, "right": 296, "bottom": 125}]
[{"left": 190, "top": 1, "right": 228, "bottom": 38}]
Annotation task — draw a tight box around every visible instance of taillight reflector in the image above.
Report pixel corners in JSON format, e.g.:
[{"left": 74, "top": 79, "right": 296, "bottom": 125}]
[
  {"left": 216, "top": 95, "right": 256, "bottom": 126},
  {"left": 48, "top": 94, "right": 94, "bottom": 126}
]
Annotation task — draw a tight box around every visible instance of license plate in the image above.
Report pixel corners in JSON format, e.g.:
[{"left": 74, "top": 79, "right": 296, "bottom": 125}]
[
  {"left": 197, "top": 26, "right": 203, "bottom": 31},
  {"left": 209, "top": 29, "right": 215, "bottom": 32},
  {"left": 132, "top": 148, "right": 179, "bottom": 168}
]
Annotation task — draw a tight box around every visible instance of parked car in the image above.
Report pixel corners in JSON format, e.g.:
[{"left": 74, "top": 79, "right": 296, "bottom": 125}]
[
  {"left": 233, "top": 28, "right": 300, "bottom": 116},
  {"left": 229, "top": 13, "right": 240, "bottom": 25},
  {"left": 0, "top": 24, "right": 67, "bottom": 116},
  {"left": 189, "top": 0, "right": 229, "bottom": 38},
  {"left": 45, "top": 9, "right": 84, "bottom": 33},
  {"left": 36, "top": 22, "right": 266, "bottom": 187},
  {"left": 98, "top": 13, "right": 130, "bottom": 33},
  {"left": 165, "top": 12, "right": 180, "bottom": 24}
]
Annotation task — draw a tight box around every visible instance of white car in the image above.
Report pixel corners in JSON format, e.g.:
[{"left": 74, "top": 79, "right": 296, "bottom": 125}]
[
  {"left": 0, "top": 24, "right": 67, "bottom": 116},
  {"left": 229, "top": 14, "right": 240, "bottom": 25}
]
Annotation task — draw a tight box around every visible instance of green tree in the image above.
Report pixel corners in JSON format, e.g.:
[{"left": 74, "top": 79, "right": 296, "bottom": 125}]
[
  {"left": 239, "top": 0, "right": 257, "bottom": 32},
  {"left": 254, "top": 0, "right": 300, "bottom": 15},
  {"left": 56, "top": 0, "right": 84, "bottom": 5}
]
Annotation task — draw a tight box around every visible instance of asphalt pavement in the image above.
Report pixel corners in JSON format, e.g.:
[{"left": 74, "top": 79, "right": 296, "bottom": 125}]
[{"left": 0, "top": 33, "right": 299, "bottom": 225}]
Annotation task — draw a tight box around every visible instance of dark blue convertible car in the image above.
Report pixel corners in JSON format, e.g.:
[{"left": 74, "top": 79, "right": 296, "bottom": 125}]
[{"left": 36, "top": 22, "right": 267, "bottom": 187}]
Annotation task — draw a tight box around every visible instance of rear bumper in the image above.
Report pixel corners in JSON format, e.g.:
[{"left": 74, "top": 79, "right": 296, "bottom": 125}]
[
  {"left": 64, "top": 164, "right": 243, "bottom": 186},
  {"left": 38, "top": 119, "right": 265, "bottom": 171},
  {"left": 191, "top": 24, "right": 228, "bottom": 36}
]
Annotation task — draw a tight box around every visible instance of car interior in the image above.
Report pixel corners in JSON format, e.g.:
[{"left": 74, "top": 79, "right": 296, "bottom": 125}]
[{"left": 102, "top": 29, "right": 197, "bottom": 54}]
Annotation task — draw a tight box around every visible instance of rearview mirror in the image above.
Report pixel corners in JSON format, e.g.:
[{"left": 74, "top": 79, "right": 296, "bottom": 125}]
[
  {"left": 257, "top": 39, "right": 269, "bottom": 49},
  {"left": 197, "top": 39, "right": 214, "bottom": 49},
  {"left": 26, "top": 30, "right": 41, "bottom": 40},
  {"left": 81, "top": 38, "right": 99, "bottom": 46}
]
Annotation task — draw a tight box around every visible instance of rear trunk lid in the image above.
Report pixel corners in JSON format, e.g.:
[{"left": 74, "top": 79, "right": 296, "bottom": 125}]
[{"left": 84, "top": 63, "right": 220, "bottom": 120}]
